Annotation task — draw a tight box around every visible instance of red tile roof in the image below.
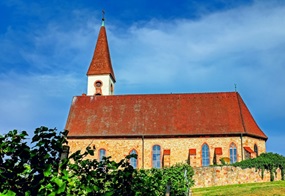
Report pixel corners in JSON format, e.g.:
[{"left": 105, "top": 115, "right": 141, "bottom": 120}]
[
  {"left": 65, "top": 92, "right": 267, "bottom": 140},
  {"left": 244, "top": 147, "right": 255, "bottom": 153},
  {"left": 86, "top": 25, "right": 116, "bottom": 82},
  {"left": 215, "top": 147, "right": 223, "bottom": 155}
]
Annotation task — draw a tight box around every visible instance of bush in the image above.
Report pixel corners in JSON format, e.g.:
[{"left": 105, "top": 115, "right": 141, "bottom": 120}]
[
  {"left": 232, "top": 152, "right": 285, "bottom": 181},
  {"left": 132, "top": 163, "right": 194, "bottom": 196},
  {"left": 0, "top": 127, "right": 194, "bottom": 195},
  {"left": 220, "top": 157, "right": 230, "bottom": 165}
]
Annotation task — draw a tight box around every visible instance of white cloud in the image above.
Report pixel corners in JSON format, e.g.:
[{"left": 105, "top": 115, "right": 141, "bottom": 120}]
[
  {"left": 111, "top": 2, "right": 285, "bottom": 87},
  {"left": 108, "top": 2, "right": 285, "bottom": 118},
  {"left": 0, "top": 72, "right": 82, "bottom": 134},
  {"left": 108, "top": 1, "right": 285, "bottom": 155}
]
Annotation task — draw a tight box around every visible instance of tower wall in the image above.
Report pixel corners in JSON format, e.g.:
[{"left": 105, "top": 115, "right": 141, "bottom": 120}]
[{"left": 87, "top": 74, "right": 115, "bottom": 96}]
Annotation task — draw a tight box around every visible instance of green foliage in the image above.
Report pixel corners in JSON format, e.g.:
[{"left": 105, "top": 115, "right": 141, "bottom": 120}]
[
  {"left": 219, "top": 157, "right": 230, "bottom": 165},
  {"left": 232, "top": 152, "right": 285, "bottom": 181},
  {"left": 220, "top": 158, "right": 226, "bottom": 165},
  {"left": 162, "top": 163, "right": 194, "bottom": 195},
  {"left": 132, "top": 164, "right": 194, "bottom": 196},
  {"left": 0, "top": 127, "right": 194, "bottom": 195}
]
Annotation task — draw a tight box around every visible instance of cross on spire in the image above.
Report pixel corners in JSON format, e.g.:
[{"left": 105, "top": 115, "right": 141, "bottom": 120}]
[
  {"left": 102, "top": 10, "right": 105, "bottom": 26},
  {"left": 102, "top": 10, "right": 105, "bottom": 21}
]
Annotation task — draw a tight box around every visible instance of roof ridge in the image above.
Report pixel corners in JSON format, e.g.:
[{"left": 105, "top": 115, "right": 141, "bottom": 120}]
[
  {"left": 76, "top": 91, "right": 237, "bottom": 97},
  {"left": 236, "top": 92, "right": 247, "bottom": 134}
]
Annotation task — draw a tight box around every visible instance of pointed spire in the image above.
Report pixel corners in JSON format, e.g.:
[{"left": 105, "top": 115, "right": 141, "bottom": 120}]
[{"left": 87, "top": 13, "right": 116, "bottom": 82}]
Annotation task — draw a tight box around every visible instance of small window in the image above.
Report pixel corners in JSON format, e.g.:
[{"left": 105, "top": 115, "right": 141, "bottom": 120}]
[
  {"left": 152, "top": 145, "right": 161, "bottom": 168},
  {"left": 202, "top": 144, "right": 210, "bottom": 166},
  {"left": 110, "top": 83, "right": 114, "bottom": 93},
  {"left": 99, "top": 149, "right": 106, "bottom": 161},
  {"left": 130, "top": 149, "right": 138, "bottom": 169},
  {"left": 254, "top": 144, "right": 258, "bottom": 156},
  {"left": 60, "top": 145, "right": 70, "bottom": 160},
  {"left": 95, "top": 80, "right": 102, "bottom": 87},
  {"left": 230, "top": 143, "right": 237, "bottom": 163}
]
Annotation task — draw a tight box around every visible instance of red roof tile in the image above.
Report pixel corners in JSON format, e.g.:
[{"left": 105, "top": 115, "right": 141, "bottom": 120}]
[
  {"left": 189, "top": 149, "right": 197, "bottom": 155},
  {"left": 244, "top": 147, "right": 254, "bottom": 153},
  {"left": 87, "top": 25, "right": 115, "bottom": 82},
  {"left": 215, "top": 147, "right": 223, "bottom": 155},
  {"left": 65, "top": 92, "right": 267, "bottom": 139}
]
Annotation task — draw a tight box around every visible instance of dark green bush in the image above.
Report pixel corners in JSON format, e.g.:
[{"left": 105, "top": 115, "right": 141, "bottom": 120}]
[
  {"left": 0, "top": 127, "right": 194, "bottom": 195},
  {"left": 132, "top": 163, "right": 194, "bottom": 196}
]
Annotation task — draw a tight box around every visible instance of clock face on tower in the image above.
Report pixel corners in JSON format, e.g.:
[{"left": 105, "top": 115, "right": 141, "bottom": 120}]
[{"left": 94, "top": 80, "right": 102, "bottom": 87}]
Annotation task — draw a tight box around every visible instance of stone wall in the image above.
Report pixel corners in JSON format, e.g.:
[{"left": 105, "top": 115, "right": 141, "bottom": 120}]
[
  {"left": 193, "top": 166, "right": 282, "bottom": 188},
  {"left": 67, "top": 136, "right": 266, "bottom": 169}
]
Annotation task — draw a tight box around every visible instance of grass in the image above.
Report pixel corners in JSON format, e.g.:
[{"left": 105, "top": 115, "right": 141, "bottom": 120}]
[{"left": 191, "top": 180, "right": 285, "bottom": 196}]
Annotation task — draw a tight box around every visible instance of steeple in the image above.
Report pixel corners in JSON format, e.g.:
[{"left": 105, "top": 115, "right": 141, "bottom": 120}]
[{"left": 86, "top": 13, "right": 116, "bottom": 96}]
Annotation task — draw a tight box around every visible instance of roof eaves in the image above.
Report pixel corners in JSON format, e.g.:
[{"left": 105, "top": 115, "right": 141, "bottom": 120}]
[{"left": 67, "top": 132, "right": 268, "bottom": 139}]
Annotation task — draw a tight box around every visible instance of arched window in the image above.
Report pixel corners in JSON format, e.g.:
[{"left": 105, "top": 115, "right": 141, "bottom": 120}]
[
  {"left": 130, "top": 149, "right": 138, "bottom": 169},
  {"left": 254, "top": 144, "right": 258, "bottom": 156},
  {"left": 99, "top": 149, "right": 106, "bottom": 161},
  {"left": 202, "top": 144, "right": 210, "bottom": 166},
  {"left": 152, "top": 145, "right": 161, "bottom": 168},
  {"left": 230, "top": 143, "right": 237, "bottom": 163}
]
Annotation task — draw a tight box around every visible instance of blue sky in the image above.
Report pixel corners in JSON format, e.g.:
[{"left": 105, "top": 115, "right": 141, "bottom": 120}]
[{"left": 0, "top": 0, "right": 284, "bottom": 155}]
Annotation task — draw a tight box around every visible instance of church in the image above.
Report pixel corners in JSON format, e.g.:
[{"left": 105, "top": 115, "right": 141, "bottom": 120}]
[{"left": 65, "top": 18, "right": 268, "bottom": 169}]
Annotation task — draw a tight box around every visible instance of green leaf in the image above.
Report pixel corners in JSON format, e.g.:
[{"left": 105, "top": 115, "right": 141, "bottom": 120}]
[
  {"left": 44, "top": 164, "right": 52, "bottom": 177},
  {"left": 53, "top": 178, "right": 64, "bottom": 187},
  {"left": 1, "top": 190, "right": 16, "bottom": 196},
  {"left": 47, "top": 192, "right": 56, "bottom": 196},
  {"left": 104, "top": 191, "right": 114, "bottom": 196},
  {"left": 56, "top": 181, "right": 66, "bottom": 194}
]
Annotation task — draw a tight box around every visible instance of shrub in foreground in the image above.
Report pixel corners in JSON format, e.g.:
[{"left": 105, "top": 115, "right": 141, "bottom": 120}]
[{"left": 0, "top": 127, "right": 194, "bottom": 195}]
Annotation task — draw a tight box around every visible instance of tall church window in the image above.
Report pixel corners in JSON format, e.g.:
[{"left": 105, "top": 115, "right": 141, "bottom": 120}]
[
  {"left": 254, "top": 144, "right": 258, "bottom": 156},
  {"left": 99, "top": 149, "right": 106, "bottom": 161},
  {"left": 152, "top": 145, "right": 161, "bottom": 168},
  {"left": 130, "top": 149, "right": 138, "bottom": 169},
  {"left": 202, "top": 144, "right": 210, "bottom": 166},
  {"left": 230, "top": 143, "right": 237, "bottom": 163}
]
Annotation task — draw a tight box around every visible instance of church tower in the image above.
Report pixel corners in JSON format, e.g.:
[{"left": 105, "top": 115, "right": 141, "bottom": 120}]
[{"left": 86, "top": 16, "right": 116, "bottom": 96}]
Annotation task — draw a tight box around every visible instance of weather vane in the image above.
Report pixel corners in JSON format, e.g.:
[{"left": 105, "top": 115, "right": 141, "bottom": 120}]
[
  {"left": 102, "top": 10, "right": 105, "bottom": 21},
  {"left": 234, "top": 84, "right": 237, "bottom": 92}
]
